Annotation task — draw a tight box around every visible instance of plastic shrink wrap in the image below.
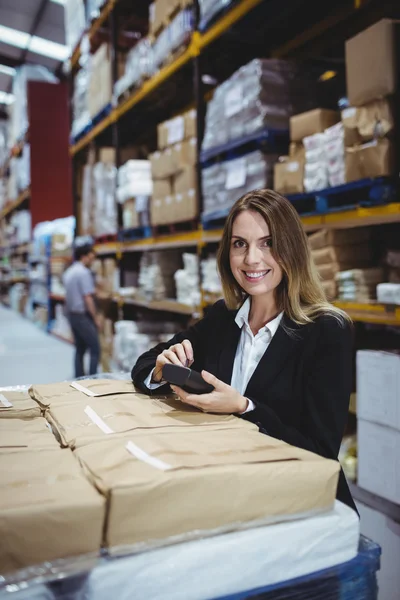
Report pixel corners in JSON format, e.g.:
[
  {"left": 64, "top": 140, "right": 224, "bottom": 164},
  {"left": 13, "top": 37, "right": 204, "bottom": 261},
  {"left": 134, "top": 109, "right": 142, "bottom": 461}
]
[{"left": 202, "top": 150, "right": 277, "bottom": 218}]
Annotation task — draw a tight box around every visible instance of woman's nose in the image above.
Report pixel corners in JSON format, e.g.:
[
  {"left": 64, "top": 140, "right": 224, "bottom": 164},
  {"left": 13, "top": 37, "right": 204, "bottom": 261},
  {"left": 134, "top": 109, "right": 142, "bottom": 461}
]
[{"left": 244, "top": 244, "right": 261, "bottom": 265}]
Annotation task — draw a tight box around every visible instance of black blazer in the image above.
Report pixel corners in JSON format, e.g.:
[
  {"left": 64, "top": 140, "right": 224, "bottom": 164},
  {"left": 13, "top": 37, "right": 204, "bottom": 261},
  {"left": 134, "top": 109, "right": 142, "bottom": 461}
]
[{"left": 131, "top": 300, "right": 356, "bottom": 513}]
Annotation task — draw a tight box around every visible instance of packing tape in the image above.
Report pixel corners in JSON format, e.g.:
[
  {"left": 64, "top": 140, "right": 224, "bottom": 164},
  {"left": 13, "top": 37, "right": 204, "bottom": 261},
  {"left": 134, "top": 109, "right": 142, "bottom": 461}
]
[
  {"left": 0, "top": 394, "right": 13, "bottom": 408},
  {"left": 84, "top": 405, "right": 114, "bottom": 434},
  {"left": 126, "top": 440, "right": 171, "bottom": 471}
]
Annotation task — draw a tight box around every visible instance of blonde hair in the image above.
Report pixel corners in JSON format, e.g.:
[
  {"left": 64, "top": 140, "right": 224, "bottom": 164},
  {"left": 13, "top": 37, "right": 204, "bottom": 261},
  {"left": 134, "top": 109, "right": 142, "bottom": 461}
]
[{"left": 217, "top": 189, "right": 351, "bottom": 326}]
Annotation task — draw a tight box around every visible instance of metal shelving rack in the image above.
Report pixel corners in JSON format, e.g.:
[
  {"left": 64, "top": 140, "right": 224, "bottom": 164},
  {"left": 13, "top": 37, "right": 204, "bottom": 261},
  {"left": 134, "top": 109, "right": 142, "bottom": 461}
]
[{"left": 67, "top": 0, "right": 400, "bottom": 327}]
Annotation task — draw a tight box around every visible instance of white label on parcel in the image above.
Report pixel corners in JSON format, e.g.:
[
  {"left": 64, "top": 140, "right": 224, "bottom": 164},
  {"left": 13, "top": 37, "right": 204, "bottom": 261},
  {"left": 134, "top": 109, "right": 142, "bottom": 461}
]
[
  {"left": 126, "top": 441, "right": 171, "bottom": 471},
  {"left": 84, "top": 405, "right": 114, "bottom": 434},
  {"left": 70, "top": 381, "right": 97, "bottom": 396},
  {"left": 225, "top": 85, "right": 243, "bottom": 118},
  {"left": 225, "top": 157, "right": 246, "bottom": 190},
  {"left": 0, "top": 394, "right": 12, "bottom": 408}
]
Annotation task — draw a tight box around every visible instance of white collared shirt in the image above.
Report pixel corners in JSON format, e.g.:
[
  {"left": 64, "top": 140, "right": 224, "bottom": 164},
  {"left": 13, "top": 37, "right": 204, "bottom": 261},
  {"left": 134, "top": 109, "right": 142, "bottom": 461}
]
[
  {"left": 144, "top": 298, "right": 284, "bottom": 414},
  {"left": 232, "top": 298, "right": 283, "bottom": 412}
]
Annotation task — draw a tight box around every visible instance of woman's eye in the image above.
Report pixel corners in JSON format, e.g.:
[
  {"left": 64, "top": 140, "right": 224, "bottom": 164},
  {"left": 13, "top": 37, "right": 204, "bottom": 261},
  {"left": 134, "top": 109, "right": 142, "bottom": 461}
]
[
  {"left": 263, "top": 239, "right": 272, "bottom": 248},
  {"left": 233, "top": 240, "right": 246, "bottom": 248}
]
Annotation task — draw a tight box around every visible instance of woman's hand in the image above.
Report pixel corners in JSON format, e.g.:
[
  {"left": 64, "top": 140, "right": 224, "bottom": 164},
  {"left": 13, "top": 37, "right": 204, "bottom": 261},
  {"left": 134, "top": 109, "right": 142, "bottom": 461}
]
[
  {"left": 152, "top": 339, "right": 194, "bottom": 383},
  {"left": 171, "top": 370, "right": 248, "bottom": 414}
]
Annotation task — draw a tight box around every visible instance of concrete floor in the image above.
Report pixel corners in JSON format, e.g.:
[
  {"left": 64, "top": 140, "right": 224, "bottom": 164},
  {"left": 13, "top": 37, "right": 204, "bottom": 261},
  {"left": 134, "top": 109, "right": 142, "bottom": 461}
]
[{"left": 0, "top": 305, "right": 75, "bottom": 387}]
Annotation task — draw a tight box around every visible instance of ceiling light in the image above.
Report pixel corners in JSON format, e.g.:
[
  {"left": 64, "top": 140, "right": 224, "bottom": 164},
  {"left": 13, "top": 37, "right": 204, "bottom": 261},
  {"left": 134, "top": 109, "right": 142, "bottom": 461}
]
[
  {"left": 319, "top": 70, "right": 337, "bottom": 82},
  {"left": 0, "top": 65, "right": 16, "bottom": 76},
  {"left": 0, "top": 24, "right": 69, "bottom": 61},
  {"left": 0, "top": 25, "right": 30, "bottom": 50},
  {"left": 30, "top": 36, "right": 69, "bottom": 61},
  {"left": 0, "top": 91, "right": 14, "bottom": 105}
]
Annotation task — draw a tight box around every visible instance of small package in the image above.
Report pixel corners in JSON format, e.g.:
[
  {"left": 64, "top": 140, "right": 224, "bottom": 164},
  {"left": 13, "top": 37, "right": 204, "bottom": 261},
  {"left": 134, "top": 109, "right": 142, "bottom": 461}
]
[
  {"left": 345, "top": 139, "right": 394, "bottom": 183},
  {"left": 273, "top": 158, "right": 304, "bottom": 195},
  {"left": 290, "top": 109, "right": 339, "bottom": 142}
]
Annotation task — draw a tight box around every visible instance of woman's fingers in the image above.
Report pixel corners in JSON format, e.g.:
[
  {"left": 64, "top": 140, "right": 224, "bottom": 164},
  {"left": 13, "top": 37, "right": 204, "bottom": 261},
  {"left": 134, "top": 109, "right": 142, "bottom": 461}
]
[
  {"left": 182, "top": 339, "right": 194, "bottom": 365},
  {"left": 163, "top": 349, "right": 184, "bottom": 366},
  {"left": 170, "top": 344, "right": 188, "bottom": 366}
]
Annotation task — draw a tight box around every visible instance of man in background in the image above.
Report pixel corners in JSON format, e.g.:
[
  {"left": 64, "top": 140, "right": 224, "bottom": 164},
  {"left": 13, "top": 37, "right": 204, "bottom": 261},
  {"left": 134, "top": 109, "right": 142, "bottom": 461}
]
[{"left": 63, "top": 243, "right": 100, "bottom": 378}]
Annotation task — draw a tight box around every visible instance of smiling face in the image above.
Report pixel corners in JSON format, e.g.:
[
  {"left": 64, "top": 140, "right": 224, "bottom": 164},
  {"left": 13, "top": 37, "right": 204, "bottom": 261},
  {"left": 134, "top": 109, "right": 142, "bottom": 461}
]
[{"left": 229, "top": 209, "right": 283, "bottom": 301}]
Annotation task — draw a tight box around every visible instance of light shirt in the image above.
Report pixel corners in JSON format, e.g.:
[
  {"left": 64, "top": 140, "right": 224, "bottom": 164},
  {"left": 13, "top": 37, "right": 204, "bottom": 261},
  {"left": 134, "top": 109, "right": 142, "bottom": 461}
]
[
  {"left": 232, "top": 298, "right": 283, "bottom": 412},
  {"left": 144, "top": 298, "right": 284, "bottom": 414},
  {"left": 63, "top": 262, "right": 95, "bottom": 314}
]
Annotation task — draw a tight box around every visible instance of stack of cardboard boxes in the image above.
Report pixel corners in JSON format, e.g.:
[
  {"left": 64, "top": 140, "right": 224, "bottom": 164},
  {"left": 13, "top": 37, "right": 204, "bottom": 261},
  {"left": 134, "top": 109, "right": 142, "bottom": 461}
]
[
  {"left": 150, "top": 109, "right": 197, "bottom": 226},
  {"left": 274, "top": 109, "right": 340, "bottom": 195},
  {"left": 0, "top": 388, "right": 105, "bottom": 577},
  {"left": 357, "top": 351, "right": 400, "bottom": 505},
  {"left": 0, "top": 378, "right": 338, "bottom": 574},
  {"left": 308, "top": 228, "right": 375, "bottom": 301},
  {"left": 344, "top": 19, "right": 397, "bottom": 182},
  {"left": 93, "top": 257, "right": 120, "bottom": 297},
  {"left": 88, "top": 44, "right": 125, "bottom": 119}
]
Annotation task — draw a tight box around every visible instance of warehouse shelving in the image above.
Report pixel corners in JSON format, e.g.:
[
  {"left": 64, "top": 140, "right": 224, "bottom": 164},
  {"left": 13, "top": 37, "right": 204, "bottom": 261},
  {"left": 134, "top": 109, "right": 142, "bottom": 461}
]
[
  {"left": 333, "top": 301, "right": 400, "bottom": 326},
  {"left": 0, "top": 188, "right": 30, "bottom": 221},
  {"left": 70, "top": 0, "right": 117, "bottom": 70}
]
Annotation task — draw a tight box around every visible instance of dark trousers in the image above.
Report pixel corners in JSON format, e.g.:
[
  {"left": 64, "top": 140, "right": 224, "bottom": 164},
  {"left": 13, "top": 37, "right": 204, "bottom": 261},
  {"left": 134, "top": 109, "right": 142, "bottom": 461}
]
[{"left": 68, "top": 313, "right": 100, "bottom": 378}]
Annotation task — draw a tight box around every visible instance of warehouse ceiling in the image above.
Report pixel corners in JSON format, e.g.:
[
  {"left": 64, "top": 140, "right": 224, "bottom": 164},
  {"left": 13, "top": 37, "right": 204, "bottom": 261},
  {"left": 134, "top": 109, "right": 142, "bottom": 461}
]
[{"left": 0, "top": 0, "right": 66, "bottom": 109}]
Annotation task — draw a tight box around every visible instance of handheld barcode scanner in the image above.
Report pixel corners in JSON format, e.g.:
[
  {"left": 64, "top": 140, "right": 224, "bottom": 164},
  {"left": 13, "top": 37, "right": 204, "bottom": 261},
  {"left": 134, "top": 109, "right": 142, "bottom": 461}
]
[{"left": 162, "top": 364, "right": 214, "bottom": 395}]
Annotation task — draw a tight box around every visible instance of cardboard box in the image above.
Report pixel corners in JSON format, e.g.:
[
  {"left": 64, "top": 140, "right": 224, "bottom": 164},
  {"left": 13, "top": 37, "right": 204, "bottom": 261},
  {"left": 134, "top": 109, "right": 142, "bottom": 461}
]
[
  {"left": 0, "top": 449, "right": 105, "bottom": 576},
  {"left": 290, "top": 109, "right": 339, "bottom": 142},
  {"left": 51, "top": 233, "right": 70, "bottom": 257},
  {"left": 274, "top": 158, "right": 304, "bottom": 195},
  {"left": 157, "top": 110, "right": 197, "bottom": 150},
  {"left": 47, "top": 393, "right": 256, "bottom": 449},
  {"left": 0, "top": 390, "right": 41, "bottom": 420},
  {"left": 184, "top": 109, "right": 197, "bottom": 139},
  {"left": 172, "top": 189, "right": 198, "bottom": 223},
  {"left": 289, "top": 142, "right": 305, "bottom": 162},
  {"left": 172, "top": 138, "right": 197, "bottom": 170},
  {"left": 356, "top": 350, "right": 400, "bottom": 431},
  {"left": 346, "top": 19, "right": 400, "bottom": 106},
  {"left": 29, "top": 379, "right": 139, "bottom": 409},
  {"left": 173, "top": 166, "right": 197, "bottom": 195},
  {"left": 75, "top": 428, "right": 339, "bottom": 551},
  {"left": 88, "top": 44, "right": 112, "bottom": 118},
  {"left": 316, "top": 262, "right": 362, "bottom": 281},
  {"left": 149, "top": 0, "right": 169, "bottom": 36},
  {"left": 345, "top": 139, "right": 394, "bottom": 183},
  {"left": 312, "top": 244, "right": 372, "bottom": 266},
  {"left": 308, "top": 228, "right": 371, "bottom": 251},
  {"left": 99, "top": 147, "right": 116, "bottom": 165},
  {"left": 358, "top": 418, "right": 400, "bottom": 504},
  {"left": 341, "top": 99, "right": 395, "bottom": 147},
  {"left": 0, "top": 417, "right": 60, "bottom": 453},
  {"left": 150, "top": 149, "right": 173, "bottom": 179}
]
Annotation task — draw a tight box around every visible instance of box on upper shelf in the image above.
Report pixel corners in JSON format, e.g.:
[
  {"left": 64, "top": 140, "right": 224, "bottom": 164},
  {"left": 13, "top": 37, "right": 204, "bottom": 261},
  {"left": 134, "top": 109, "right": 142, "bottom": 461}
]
[
  {"left": 346, "top": 19, "right": 400, "bottom": 106},
  {"left": 273, "top": 157, "right": 304, "bottom": 195},
  {"left": 345, "top": 139, "right": 394, "bottom": 183},
  {"left": 341, "top": 98, "right": 395, "bottom": 147},
  {"left": 290, "top": 109, "right": 339, "bottom": 142},
  {"left": 157, "top": 110, "right": 196, "bottom": 150}
]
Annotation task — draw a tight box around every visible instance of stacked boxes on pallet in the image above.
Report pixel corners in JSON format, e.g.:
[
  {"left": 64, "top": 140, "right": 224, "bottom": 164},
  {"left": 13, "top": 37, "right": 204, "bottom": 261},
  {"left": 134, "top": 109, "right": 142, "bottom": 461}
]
[
  {"left": 308, "top": 228, "right": 377, "bottom": 301},
  {"left": 344, "top": 19, "right": 397, "bottom": 182},
  {"left": 150, "top": 109, "right": 197, "bottom": 226},
  {"left": 275, "top": 109, "right": 341, "bottom": 195}
]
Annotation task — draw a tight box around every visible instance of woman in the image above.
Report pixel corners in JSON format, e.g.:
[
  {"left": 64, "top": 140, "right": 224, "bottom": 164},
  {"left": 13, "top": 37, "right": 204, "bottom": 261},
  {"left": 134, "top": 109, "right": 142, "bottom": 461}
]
[{"left": 132, "top": 189, "right": 356, "bottom": 512}]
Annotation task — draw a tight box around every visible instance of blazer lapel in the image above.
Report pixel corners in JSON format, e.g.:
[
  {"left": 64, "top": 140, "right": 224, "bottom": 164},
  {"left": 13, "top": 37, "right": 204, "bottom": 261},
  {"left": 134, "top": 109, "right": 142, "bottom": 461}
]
[
  {"left": 244, "top": 316, "right": 304, "bottom": 396},
  {"left": 218, "top": 312, "right": 241, "bottom": 384}
]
